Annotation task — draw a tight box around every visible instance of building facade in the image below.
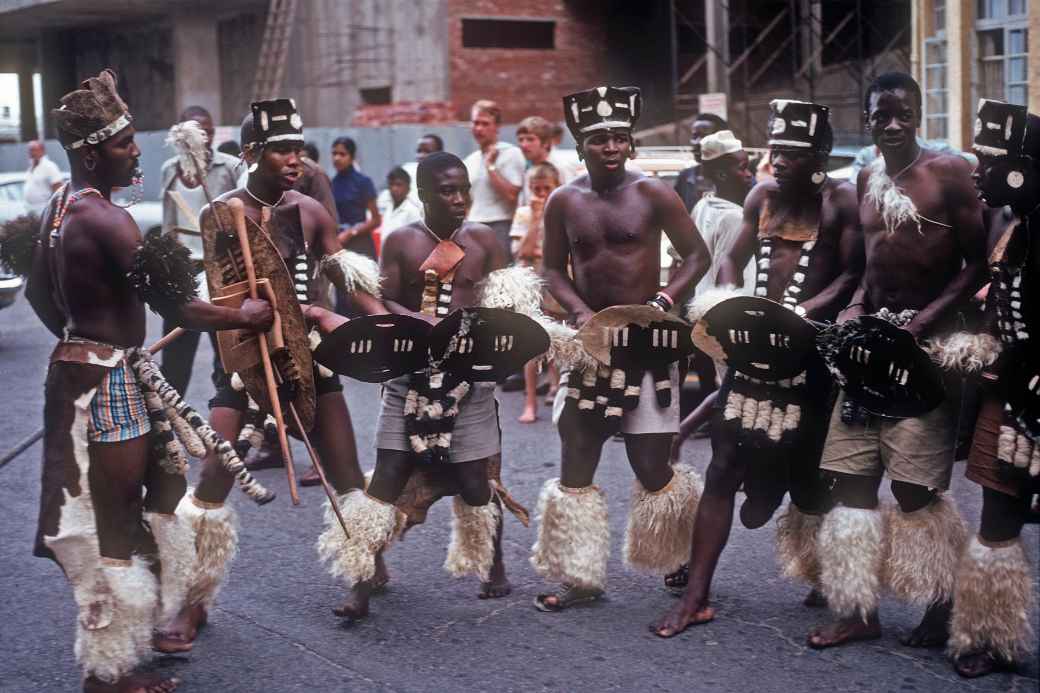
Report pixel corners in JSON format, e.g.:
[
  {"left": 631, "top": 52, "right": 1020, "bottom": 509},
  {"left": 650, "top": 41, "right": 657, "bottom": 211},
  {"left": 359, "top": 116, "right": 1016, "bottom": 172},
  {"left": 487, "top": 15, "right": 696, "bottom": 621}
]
[{"left": 912, "top": 0, "right": 1040, "bottom": 149}]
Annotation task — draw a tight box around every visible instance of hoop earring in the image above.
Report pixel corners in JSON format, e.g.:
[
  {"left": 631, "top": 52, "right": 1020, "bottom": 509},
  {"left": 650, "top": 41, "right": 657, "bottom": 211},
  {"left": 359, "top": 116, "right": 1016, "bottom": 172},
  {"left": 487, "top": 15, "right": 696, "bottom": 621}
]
[
  {"left": 1007, "top": 170, "right": 1025, "bottom": 189},
  {"left": 811, "top": 171, "right": 825, "bottom": 185},
  {"left": 84, "top": 158, "right": 96, "bottom": 172}
]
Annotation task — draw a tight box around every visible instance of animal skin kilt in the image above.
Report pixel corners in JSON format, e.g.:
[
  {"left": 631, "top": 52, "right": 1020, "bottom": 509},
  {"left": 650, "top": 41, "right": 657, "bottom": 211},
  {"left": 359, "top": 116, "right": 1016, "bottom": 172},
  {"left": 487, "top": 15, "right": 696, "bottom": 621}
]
[
  {"left": 36, "top": 337, "right": 265, "bottom": 684},
  {"left": 37, "top": 340, "right": 182, "bottom": 684}
]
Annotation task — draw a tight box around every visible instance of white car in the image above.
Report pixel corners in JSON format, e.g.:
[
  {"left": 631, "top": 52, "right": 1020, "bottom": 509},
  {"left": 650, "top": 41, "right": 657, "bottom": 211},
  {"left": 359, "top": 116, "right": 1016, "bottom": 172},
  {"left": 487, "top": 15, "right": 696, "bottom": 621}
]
[{"left": 0, "top": 171, "right": 163, "bottom": 311}]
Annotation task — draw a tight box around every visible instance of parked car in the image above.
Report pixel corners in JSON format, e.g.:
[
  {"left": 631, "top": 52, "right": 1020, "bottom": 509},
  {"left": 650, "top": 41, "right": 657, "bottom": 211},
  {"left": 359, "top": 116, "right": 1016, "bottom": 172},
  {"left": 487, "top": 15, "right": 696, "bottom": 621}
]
[{"left": 0, "top": 171, "right": 162, "bottom": 311}]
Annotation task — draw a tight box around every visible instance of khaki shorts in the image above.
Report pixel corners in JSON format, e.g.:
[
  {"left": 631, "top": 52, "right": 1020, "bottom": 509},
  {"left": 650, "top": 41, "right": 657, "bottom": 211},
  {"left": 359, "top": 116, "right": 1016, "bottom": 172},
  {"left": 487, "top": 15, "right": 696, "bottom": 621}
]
[
  {"left": 819, "top": 391, "right": 957, "bottom": 489},
  {"left": 552, "top": 365, "right": 680, "bottom": 435}
]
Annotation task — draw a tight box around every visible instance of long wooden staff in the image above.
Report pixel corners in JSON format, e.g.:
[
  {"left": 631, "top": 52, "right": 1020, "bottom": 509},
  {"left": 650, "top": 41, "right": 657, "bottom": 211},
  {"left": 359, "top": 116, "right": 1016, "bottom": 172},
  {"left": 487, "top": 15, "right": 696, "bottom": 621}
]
[{"left": 227, "top": 197, "right": 300, "bottom": 504}]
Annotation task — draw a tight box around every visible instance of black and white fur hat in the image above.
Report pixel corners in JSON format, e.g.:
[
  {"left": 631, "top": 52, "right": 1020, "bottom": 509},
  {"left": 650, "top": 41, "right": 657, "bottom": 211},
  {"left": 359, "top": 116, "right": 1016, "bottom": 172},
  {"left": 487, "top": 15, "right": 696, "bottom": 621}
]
[
  {"left": 974, "top": 99, "right": 1028, "bottom": 158},
  {"left": 250, "top": 98, "right": 304, "bottom": 147},
  {"left": 563, "top": 86, "right": 642, "bottom": 142},
  {"left": 767, "top": 99, "right": 832, "bottom": 153}
]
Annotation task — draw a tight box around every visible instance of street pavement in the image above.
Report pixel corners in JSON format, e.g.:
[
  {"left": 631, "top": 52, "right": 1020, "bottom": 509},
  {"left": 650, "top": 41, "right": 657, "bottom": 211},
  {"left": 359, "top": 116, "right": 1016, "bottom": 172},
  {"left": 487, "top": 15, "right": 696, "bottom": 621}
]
[{"left": 0, "top": 295, "right": 1037, "bottom": 692}]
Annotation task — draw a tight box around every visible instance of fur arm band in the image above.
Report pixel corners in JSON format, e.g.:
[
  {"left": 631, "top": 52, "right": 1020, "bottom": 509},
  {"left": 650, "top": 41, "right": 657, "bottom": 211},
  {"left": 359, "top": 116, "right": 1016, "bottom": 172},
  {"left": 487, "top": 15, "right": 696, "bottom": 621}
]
[
  {"left": 320, "top": 249, "right": 381, "bottom": 298},
  {"left": 924, "top": 332, "right": 1002, "bottom": 374},
  {"left": 126, "top": 228, "right": 199, "bottom": 313},
  {"left": 476, "top": 265, "right": 544, "bottom": 316},
  {"left": 686, "top": 285, "right": 743, "bottom": 323},
  {"left": 0, "top": 213, "right": 41, "bottom": 277}
]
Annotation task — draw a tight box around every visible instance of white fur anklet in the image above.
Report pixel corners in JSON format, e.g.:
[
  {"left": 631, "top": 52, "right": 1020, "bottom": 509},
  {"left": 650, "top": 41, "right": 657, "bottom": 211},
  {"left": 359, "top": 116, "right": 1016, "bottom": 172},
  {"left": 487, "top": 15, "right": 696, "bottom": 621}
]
[
  {"left": 775, "top": 503, "right": 824, "bottom": 585},
  {"left": 817, "top": 505, "right": 884, "bottom": 621},
  {"left": 623, "top": 464, "right": 703, "bottom": 574},
  {"left": 75, "top": 557, "right": 158, "bottom": 684},
  {"left": 444, "top": 497, "right": 502, "bottom": 582},
  {"left": 317, "top": 491, "right": 405, "bottom": 586},
  {"left": 530, "top": 479, "right": 610, "bottom": 591},
  {"left": 176, "top": 492, "right": 239, "bottom": 610},
  {"left": 883, "top": 494, "right": 967, "bottom": 607},
  {"left": 948, "top": 536, "right": 1036, "bottom": 662}
]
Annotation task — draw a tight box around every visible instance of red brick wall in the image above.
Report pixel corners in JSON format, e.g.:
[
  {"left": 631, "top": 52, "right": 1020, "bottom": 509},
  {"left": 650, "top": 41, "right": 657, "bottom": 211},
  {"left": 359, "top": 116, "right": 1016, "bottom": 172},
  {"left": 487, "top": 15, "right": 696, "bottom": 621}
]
[{"left": 448, "top": 0, "right": 608, "bottom": 124}]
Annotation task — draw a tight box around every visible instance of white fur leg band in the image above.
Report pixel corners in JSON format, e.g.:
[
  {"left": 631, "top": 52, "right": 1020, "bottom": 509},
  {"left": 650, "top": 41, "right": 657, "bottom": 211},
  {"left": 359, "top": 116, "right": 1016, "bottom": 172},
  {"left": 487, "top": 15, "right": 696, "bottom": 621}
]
[
  {"left": 948, "top": 536, "right": 1036, "bottom": 662},
  {"left": 443, "top": 497, "right": 502, "bottom": 582},
  {"left": 882, "top": 495, "right": 967, "bottom": 607},
  {"left": 775, "top": 503, "right": 824, "bottom": 585},
  {"left": 75, "top": 558, "right": 158, "bottom": 684},
  {"left": 317, "top": 491, "right": 405, "bottom": 586},
  {"left": 529, "top": 479, "right": 610, "bottom": 591},
  {"left": 623, "top": 464, "right": 703, "bottom": 574},
  {"left": 817, "top": 505, "right": 884, "bottom": 621}
]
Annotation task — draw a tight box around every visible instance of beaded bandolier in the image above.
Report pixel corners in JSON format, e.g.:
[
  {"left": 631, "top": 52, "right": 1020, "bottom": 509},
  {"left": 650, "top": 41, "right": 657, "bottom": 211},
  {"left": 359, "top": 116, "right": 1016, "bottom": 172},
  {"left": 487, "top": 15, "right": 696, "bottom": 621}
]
[
  {"left": 721, "top": 197, "right": 820, "bottom": 446},
  {"left": 988, "top": 218, "right": 1040, "bottom": 475},
  {"left": 404, "top": 227, "right": 471, "bottom": 463}
]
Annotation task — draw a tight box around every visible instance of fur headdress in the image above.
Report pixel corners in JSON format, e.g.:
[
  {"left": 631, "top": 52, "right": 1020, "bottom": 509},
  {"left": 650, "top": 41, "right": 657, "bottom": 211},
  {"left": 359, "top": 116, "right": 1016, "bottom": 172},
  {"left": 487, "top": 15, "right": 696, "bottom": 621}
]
[{"left": 51, "top": 69, "right": 132, "bottom": 150}]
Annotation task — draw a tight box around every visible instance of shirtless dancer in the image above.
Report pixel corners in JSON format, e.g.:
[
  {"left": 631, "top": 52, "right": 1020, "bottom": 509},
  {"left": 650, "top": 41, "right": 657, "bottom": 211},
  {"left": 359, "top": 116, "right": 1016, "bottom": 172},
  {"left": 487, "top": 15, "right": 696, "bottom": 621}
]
[
  {"left": 160, "top": 99, "right": 384, "bottom": 645},
  {"left": 319, "top": 152, "right": 515, "bottom": 620},
  {"left": 654, "top": 100, "right": 862, "bottom": 636},
  {"left": 23, "top": 70, "right": 272, "bottom": 693},
  {"left": 808, "top": 72, "right": 986, "bottom": 649},
  {"left": 530, "top": 85, "right": 711, "bottom": 611},
  {"left": 948, "top": 99, "right": 1040, "bottom": 678}
]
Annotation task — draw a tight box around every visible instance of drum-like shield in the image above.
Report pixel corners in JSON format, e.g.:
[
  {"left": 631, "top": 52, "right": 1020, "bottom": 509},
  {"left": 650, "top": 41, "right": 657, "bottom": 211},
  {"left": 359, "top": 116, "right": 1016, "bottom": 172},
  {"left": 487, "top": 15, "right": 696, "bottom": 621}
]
[
  {"left": 430, "top": 307, "right": 549, "bottom": 382},
  {"left": 577, "top": 305, "right": 693, "bottom": 370},
  {"left": 313, "top": 314, "right": 431, "bottom": 383},
  {"left": 202, "top": 199, "right": 316, "bottom": 433},
  {"left": 1002, "top": 346, "right": 1040, "bottom": 440},
  {"left": 692, "top": 296, "right": 818, "bottom": 381},
  {"left": 819, "top": 316, "right": 945, "bottom": 418}
]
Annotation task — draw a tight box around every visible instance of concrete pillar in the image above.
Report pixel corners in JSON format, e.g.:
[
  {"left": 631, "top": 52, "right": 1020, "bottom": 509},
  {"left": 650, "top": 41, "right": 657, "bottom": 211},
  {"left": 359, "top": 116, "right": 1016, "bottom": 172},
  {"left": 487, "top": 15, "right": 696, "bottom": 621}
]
[
  {"left": 1030, "top": 1, "right": 1040, "bottom": 113},
  {"left": 18, "top": 42, "right": 37, "bottom": 142},
  {"left": 172, "top": 14, "right": 222, "bottom": 123},
  {"left": 945, "top": 0, "right": 972, "bottom": 150},
  {"left": 704, "top": 0, "right": 730, "bottom": 96},
  {"left": 38, "top": 30, "right": 75, "bottom": 140}
]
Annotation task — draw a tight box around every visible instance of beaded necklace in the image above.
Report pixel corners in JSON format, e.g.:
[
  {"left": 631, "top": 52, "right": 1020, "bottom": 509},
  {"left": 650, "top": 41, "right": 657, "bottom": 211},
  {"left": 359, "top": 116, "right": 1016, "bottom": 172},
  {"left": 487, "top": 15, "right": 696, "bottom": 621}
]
[{"left": 49, "top": 184, "right": 102, "bottom": 247}]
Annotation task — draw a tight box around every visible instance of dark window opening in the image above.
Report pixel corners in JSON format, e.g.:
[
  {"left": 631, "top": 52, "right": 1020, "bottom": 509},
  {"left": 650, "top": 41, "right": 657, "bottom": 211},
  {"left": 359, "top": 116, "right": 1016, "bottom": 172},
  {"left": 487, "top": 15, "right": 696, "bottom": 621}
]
[
  {"left": 461, "top": 18, "right": 555, "bottom": 50},
  {"left": 360, "top": 86, "right": 392, "bottom": 105}
]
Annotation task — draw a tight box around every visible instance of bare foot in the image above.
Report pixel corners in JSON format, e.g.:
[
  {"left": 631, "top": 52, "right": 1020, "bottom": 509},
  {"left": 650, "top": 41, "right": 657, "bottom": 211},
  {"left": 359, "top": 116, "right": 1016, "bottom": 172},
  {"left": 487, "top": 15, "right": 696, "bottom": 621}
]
[
  {"left": 900, "top": 601, "right": 950, "bottom": 648},
  {"left": 479, "top": 559, "right": 511, "bottom": 599},
  {"left": 153, "top": 603, "right": 207, "bottom": 653},
  {"left": 803, "top": 587, "right": 827, "bottom": 608},
  {"left": 370, "top": 553, "right": 390, "bottom": 593},
  {"left": 650, "top": 595, "right": 715, "bottom": 638},
  {"left": 517, "top": 407, "right": 538, "bottom": 424},
  {"left": 333, "top": 581, "right": 371, "bottom": 620},
  {"left": 298, "top": 466, "right": 321, "bottom": 487},
  {"left": 954, "top": 651, "right": 1013, "bottom": 678},
  {"left": 807, "top": 614, "right": 882, "bottom": 649},
  {"left": 84, "top": 673, "right": 180, "bottom": 693}
]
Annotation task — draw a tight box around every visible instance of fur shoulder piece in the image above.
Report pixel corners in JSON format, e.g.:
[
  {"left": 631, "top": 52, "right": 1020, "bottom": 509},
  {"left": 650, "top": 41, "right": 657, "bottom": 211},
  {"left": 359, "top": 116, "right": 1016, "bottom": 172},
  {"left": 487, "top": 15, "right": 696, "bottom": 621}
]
[
  {"left": 0, "top": 213, "right": 41, "bottom": 277},
  {"left": 477, "top": 265, "right": 543, "bottom": 316},
  {"left": 320, "top": 249, "right": 381, "bottom": 298},
  {"left": 686, "top": 285, "right": 743, "bottom": 323},
  {"left": 127, "top": 228, "right": 198, "bottom": 312},
  {"left": 925, "top": 332, "right": 1002, "bottom": 374}
]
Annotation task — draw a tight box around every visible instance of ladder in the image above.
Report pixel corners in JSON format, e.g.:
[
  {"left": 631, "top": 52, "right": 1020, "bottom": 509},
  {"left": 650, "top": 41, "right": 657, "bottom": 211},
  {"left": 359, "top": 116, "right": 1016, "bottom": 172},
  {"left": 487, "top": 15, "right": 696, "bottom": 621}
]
[{"left": 252, "top": 0, "right": 299, "bottom": 101}]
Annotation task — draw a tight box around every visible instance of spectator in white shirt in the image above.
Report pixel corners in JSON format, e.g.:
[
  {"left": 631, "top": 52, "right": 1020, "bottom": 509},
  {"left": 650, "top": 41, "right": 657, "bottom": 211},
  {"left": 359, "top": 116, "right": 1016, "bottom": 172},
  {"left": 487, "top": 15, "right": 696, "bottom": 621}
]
[
  {"left": 24, "top": 140, "right": 64, "bottom": 214},
  {"left": 379, "top": 166, "right": 423, "bottom": 240},
  {"left": 463, "top": 99, "right": 525, "bottom": 259},
  {"left": 376, "top": 133, "right": 443, "bottom": 219}
]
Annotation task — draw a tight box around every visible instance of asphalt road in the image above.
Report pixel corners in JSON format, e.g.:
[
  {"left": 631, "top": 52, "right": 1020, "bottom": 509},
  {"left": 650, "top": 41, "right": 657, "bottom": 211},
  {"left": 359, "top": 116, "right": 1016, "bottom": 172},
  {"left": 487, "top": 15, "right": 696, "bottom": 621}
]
[{"left": 0, "top": 295, "right": 1037, "bottom": 693}]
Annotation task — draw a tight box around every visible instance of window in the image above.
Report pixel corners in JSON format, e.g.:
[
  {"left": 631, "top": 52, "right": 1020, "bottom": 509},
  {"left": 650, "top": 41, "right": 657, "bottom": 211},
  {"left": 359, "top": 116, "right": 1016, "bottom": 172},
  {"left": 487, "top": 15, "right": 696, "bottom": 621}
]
[
  {"left": 461, "top": 19, "right": 555, "bottom": 50},
  {"left": 359, "top": 87, "right": 392, "bottom": 105},
  {"left": 934, "top": 0, "right": 945, "bottom": 33},
  {"left": 977, "top": 26, "right": 1029, "bottom": 105},
  {"left": 923, "top": 38, "right": 948, "bottom": 140},
  {"left": 978, "top": 0, "right": 1028, "bottom": 18}
]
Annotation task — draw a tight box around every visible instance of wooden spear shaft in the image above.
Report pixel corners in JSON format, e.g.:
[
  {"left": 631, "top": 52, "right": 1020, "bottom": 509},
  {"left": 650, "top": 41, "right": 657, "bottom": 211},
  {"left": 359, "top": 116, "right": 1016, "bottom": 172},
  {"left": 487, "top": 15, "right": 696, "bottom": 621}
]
[{"left": 227, "top": 197, "right": 300, "bottom": 505}]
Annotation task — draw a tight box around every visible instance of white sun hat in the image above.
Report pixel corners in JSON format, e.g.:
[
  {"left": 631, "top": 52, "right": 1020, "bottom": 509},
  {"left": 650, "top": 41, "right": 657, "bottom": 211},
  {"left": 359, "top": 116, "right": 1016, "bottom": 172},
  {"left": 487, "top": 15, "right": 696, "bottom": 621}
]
[{"left": 700, "top": 130, "right": 743, "bottom": 161}]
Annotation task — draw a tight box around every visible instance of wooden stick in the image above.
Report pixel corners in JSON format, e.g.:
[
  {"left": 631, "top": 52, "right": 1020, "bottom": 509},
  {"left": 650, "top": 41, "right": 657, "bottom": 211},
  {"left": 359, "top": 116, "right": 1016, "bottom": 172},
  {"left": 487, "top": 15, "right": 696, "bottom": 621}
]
[
  {"left": 227, "top": 197, "right": 300, "bottom": 505},
  {"left": 287, "top": 403, "right": 350, "bottom": 539},
  {"left": 147, "top": 327, "right": 186, "bottom": 354}
]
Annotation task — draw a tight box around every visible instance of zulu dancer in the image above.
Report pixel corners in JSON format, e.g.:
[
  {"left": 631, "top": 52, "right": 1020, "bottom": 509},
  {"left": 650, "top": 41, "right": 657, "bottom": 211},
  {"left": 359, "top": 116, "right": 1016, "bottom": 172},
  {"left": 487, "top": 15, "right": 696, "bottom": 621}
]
[
  {"left": 160, "top": 99, "right": 383, "bottom": 646},
  {"left": 19, "top": 70, "right": 273, "bottom": 693},
  {"left": 530, "top": 86, "right": 710, "bottom": 612},
  {"left": 948, "top": 100, "right": 1040, "bottom": 678},
  {"left": 316, "top": 151, "right": 530, "bottom": 620},
  {"left": 808, "top": 72, "right": 986, "bottom": 649},
  {"left": 654, "top": 100, "right": 862, "bottom": 637}
]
